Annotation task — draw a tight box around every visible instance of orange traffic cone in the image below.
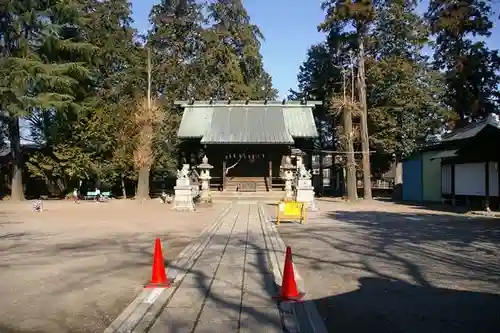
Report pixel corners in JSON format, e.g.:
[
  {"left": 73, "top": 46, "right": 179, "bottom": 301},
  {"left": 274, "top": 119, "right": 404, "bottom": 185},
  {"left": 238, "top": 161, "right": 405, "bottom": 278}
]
[
  {"left": 145, "top": 238, "right": 171, "bottom": 288},
  {"left": 273, "top": 246, "right": 304, "bottom": 301}
]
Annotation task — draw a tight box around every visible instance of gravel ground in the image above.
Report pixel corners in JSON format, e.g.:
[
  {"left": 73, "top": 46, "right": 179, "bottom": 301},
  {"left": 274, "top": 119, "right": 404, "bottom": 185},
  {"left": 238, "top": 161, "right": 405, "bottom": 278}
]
[
  {"left": 0, "top": 200, "right": 227, "bottom": 333},
  {"left": 267, "top": 200, "right": 500, "bottom": 333}
]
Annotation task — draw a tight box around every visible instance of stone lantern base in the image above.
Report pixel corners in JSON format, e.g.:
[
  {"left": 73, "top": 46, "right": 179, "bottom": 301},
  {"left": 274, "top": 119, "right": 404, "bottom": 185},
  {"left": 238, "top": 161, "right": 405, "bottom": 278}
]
[{"left": 173, "top": 178, "right": 195, "bottom": 211}]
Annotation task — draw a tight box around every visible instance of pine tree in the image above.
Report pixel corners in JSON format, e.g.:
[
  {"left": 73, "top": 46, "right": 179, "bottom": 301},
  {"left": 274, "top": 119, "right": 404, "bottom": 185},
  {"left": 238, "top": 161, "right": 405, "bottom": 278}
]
[
  {"left": 290, "top": 26, "right": 353, "bottom": 150},
  {"left": 0, "top": 0, "right": 96, "bottom": 200},
  {"left": 146, "top": 0, "right": 205, "bottom": 199},
  {"left": 367, "top": 0, "right": 454, "bottom": 181},
  {"left": 84, "top": 0, "right": 144, "bottom": 197},
  {"left": 291, "top": 25, "right": 358, "bottom": 200},
  {"left": 149, "top": 0, "right": 204, "bottom": 100},
  {"left": 426, "top": 0, "right": 500, "bottom": 124},
  {"left": 203, "top": 0, "right": 276, "bottom": 99},
  {"left": 23, "top": 0, "right": 141, "bottom": 196}
]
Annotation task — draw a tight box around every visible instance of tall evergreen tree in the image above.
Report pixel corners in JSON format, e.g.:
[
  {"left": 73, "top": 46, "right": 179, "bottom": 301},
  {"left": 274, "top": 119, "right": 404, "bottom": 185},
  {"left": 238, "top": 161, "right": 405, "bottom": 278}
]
[
  {"left": 319, "top": 0, "right": 376, "bottom": 199},
  {"left": 83, "top": 0, "right": 144, "bottom": 195},
  {"left": 146, "top": 0, "right": 205, "bottom": 199},
  {"left": 24, "top": 0, "right": 141, "bottom": 196},
  {"left": 426, "top": 0, "right": 500, "bottom": 124},
  {"left": 367, "top": 0, "right": 453, "bottom": 180},
  {"left": 0, "top": 0, "right": 96, "bottom": 200},
  {"left": 294, "top": 0, "right": 457, "bottom": 196},
  {"left": 149, "top": 0, "right": 204, "bottom": 100},
  {"left": 203, "top": 0, "right": 277, "bottom": 99},
  {"left": 289, "top": 27, "right": 353, "bottom": 150},
  {"left": 290, "top": 26, "right": 358, "bottom": 200}
]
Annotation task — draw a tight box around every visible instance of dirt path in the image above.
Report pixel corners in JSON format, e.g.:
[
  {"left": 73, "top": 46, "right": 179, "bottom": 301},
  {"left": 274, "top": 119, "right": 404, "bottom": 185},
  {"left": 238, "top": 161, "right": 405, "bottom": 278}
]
[{"left": 0, "top": 200, "right": 227, "bottom": 333}]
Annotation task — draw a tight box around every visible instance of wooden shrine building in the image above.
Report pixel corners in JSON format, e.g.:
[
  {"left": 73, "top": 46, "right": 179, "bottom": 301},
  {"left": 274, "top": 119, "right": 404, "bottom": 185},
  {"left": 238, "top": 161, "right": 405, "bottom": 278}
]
[{"left": 175, "top": 100, "right": 322, "bottom": 192}]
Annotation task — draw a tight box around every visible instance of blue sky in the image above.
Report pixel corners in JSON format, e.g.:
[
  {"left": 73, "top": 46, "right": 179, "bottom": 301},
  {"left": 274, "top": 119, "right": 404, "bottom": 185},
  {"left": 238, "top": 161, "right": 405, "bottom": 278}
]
[{"left": 132, "top": 0, "right": 500, "bottom": 99}]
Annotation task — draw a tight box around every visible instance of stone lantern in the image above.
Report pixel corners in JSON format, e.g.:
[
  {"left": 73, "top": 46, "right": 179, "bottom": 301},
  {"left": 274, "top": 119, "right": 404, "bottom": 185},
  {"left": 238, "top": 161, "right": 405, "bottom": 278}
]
[
  {"left": 281, "top": 156, "right": 295, "bottom": 200},
  {"left": 197, "top": 155, "right": 213, "bottom": 203}
]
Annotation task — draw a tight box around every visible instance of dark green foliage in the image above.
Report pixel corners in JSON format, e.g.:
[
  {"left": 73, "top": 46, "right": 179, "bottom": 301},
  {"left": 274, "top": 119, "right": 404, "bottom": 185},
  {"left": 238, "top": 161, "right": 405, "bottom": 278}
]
[
  {"left": 426, "top": 0, "right": 500, "bottom": 124},
  {"left": 0, "top": 0, "right": 96, "bottom": 199},
  {"left": 0, "top": 0, "right": 277, "bottom": 199},
  {"left": 24, "top": 0, "right": 143, "bottom": 195},
  {"left": 294, "top": 0, "right": 460, "bottom": 179},
  {"left": 288, "top": 28, "right": 353, "bottom": 150},
  {"left": 367, "top": 0, "right": 454, "bottom": 162},
  {"left": 201, "top": 0, "right": 278, "bottom": 99},
  {"left": 149, "top": 0, "right": 204, "bottom": 100},
  {"left": 319, "top": 0, "right": 376, "bottom": 199}
]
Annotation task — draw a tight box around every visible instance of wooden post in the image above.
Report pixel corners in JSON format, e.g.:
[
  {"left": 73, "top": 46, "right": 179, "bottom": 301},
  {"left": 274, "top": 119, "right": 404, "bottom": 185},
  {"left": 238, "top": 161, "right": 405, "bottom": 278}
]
[
  {"left": 497, "top": 161, "right": 500, "bottom": 207},
  {"left": 268, "top": 158, "right": 273, "bottom": 191},
  {"left": 451, "top": 163, "right": 456, "bottom": 205},
  {"left": 222, "top": 160, "right": 227, "bottom": 191},
  {"left": 485, "top": 162, "right": 490, "bottom": 211}
]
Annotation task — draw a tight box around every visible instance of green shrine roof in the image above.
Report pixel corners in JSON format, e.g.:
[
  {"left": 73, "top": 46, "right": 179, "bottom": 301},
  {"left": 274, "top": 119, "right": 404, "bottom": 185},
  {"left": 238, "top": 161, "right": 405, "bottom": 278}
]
[
  {"left": 200, "top": 106, "right": 294, "bottom": 144},
  {"left": 176, "top": 100, "right": 320, "bottom": 144}
]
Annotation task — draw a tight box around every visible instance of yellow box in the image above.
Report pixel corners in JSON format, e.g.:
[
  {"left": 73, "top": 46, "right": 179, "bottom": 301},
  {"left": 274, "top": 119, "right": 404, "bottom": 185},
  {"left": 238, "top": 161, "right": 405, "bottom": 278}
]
[{"left": 276, "top": 200, "right": 306, "bottom": 225}]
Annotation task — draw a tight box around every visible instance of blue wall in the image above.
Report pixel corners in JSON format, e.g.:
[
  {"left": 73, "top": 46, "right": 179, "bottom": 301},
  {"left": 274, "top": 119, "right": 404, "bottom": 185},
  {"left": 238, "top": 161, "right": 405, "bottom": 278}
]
[{"left": 402, "top": 156, "right": 423, "bottom": 202}]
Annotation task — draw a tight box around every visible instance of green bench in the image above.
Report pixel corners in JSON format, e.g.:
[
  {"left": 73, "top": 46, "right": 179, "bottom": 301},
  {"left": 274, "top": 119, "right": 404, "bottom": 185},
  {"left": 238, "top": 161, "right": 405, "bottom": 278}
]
[{"left": 84, "top": 191, "right": 111, "bottom": 200}]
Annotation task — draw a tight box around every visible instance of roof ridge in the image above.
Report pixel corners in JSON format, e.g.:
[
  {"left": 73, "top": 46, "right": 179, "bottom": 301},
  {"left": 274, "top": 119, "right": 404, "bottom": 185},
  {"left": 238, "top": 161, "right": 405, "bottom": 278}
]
[
  {"left": 441, "top": 117, "right": 488, "bottom": 139},
  {"left": 178, "top": 104, "right": 318, "bottom": 142}
]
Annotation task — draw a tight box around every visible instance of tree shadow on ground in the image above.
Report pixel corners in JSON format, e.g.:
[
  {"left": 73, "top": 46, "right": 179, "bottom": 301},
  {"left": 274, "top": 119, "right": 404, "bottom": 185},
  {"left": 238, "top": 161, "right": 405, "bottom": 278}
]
[
  {"left": 309, "top": 276, "right": 500, "bottom": 333},
  {"left": 376, "top": 197, "right": 475, "bottom": 214},
  {"left": 271, "top": 208, "right": 500, "bottom": 332},
  {"left": 328, "top": 210, "right": 500, "bottom": 249},
  {"left": 0, "top": 227, "right": 284, "bottom": 333},
  {"left": 150, "top": 232, "right": 283, "bottom": 332},
  {"left": 0, "top": 229, "right": 209, "bottom": 333}
]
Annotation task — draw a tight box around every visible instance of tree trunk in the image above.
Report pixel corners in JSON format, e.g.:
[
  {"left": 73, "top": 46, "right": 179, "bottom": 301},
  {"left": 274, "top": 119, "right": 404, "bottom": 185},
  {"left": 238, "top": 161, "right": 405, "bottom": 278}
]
[
  {"left": 135, "top": 167, "right": 150, "bottom": 199},
  {"left": 9, "top": 116, "right": 25, "bottom": 201},
  {"left": 343, "top": 108, "right": 357, "bottom": 201},
  {"left": 121, "top": 174, "right": 127, "bottom": 199},
  {"left": 356, "top": 32, "right": 372, "bottom": 200},
  {"left": 42, "top": 111, "right": 52, "bottom": 146}
]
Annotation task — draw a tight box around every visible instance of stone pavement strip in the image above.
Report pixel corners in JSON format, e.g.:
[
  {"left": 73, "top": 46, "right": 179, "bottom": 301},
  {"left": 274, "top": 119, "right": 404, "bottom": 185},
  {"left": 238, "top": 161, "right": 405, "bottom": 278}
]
[{"left": 105, "top": 202, "right": 326, "bottom": 333}]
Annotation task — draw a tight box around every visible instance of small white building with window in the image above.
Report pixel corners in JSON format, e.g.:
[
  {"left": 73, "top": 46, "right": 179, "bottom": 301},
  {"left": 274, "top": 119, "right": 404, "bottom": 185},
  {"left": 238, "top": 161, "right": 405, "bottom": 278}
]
[{"left": 432, "top": 113, "right": 500, "bottom": 209}]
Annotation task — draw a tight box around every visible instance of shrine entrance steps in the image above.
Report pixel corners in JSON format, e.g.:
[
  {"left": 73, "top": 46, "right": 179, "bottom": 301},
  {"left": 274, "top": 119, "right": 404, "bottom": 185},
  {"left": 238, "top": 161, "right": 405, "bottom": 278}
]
[
  {"left": 225, "top": 177, "right": 268, "bottom": 192},
  {"left": 210, "top": 190, "right": 284, "bottom": 203}
]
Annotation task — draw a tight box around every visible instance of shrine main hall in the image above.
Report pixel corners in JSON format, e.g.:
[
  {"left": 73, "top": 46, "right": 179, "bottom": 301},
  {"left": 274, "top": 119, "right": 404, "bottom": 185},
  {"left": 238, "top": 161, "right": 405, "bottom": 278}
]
[{"left": 175, "top": 100, "right": 322, "bottom": 192}]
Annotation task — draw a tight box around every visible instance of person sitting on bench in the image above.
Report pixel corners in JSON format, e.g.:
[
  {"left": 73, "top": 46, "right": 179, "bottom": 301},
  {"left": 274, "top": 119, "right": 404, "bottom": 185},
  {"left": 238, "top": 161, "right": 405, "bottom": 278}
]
[
  {"left": 95, "top": 188, "right": 101, "bottom": 202},
  {"left": 73, "top": 188, "right": 79, "bottom": 203}
]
